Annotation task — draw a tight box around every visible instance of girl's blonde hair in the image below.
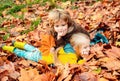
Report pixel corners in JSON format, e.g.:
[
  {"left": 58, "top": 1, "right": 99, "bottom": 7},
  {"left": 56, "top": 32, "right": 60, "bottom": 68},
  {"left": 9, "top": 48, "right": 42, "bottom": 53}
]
[{"left": 48, "top": 9, "right": 73, "bottom": 28}]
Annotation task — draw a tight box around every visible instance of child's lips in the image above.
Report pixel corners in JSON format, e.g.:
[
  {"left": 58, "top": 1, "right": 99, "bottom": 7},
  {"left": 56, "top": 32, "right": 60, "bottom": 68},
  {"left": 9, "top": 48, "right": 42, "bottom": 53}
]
[
  {"left": 58, "top": 31, "right": 63, "bottom": 34},
  {"left": 58, "top": 31, "right": 63, "bottom": 32}
]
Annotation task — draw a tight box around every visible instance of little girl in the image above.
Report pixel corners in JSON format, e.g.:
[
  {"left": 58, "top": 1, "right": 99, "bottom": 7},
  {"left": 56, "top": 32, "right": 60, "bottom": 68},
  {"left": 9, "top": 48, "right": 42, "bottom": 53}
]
[{"left": 48, "top": 9, "right": 91, "bottom": 59}]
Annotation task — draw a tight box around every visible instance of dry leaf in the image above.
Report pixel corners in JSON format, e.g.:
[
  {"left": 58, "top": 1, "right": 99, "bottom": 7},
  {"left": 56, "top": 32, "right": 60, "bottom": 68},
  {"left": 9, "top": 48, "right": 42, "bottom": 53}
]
[
  {"left": 19, "top": 68, "right": 40, "bottom": 81},
  {"left": 103, "top": 73, "right": 116, "bottom": 80},
  {"left": 1, "top": 76, "right": 8, "bottom": 81},
  {"left": 57, "top": 64, "right": 70, "bottom": 81},
  {"left": 79, "top": 72, "right": 97, "bottom": 81},
  {"left": 61, "top": 1, "right": 71, "bottom": 8},
  {"left": 78, "top": 12, "right": 84, "bottom": 19},
  {"left": 98, "top": 77, "right": 109, "bottom": 81},
  {"left": 105, "top": 46, "right": 120, "bottom": 59}
]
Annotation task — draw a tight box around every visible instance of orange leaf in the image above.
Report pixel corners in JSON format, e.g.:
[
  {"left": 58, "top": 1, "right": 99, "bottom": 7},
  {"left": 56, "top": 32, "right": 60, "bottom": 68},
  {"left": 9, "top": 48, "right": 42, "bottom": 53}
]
[{"left": 98, "top": 77, "right": 109, "bottom": 81}]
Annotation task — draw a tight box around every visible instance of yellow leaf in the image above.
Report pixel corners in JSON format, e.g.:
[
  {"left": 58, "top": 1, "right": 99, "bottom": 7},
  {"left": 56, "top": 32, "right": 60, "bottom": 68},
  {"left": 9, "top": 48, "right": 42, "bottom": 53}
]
[
  {"left": 91, "top": 13, "right": 102, "bottom": 21},
  {"left": 61, "top": 1, "right": 71, "bottom": 8},
  {"left": 116, "top": 41, "right": 120, "bottom": 46},
  {"left": 77, "top": 59, "right": 85, "bottom": 64},
  {"left": 78, "top": 12, "right": 84, "bottom": 19}
]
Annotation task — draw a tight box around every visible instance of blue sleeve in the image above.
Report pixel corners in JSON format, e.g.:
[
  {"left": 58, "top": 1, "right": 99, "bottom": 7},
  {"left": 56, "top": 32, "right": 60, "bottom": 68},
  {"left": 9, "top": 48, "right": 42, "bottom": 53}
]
[
  {"left": 63, "top": 43, "right": 75, "bottom": 53},
  {"left": 90, "top": 32, "right": 109, "bottom": 45}
]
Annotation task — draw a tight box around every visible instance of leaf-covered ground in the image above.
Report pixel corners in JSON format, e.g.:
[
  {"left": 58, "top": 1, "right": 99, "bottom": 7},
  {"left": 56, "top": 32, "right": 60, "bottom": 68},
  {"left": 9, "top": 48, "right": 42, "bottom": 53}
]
[{"left": 0, "top": 0, "right": 120, "bottom": 81}]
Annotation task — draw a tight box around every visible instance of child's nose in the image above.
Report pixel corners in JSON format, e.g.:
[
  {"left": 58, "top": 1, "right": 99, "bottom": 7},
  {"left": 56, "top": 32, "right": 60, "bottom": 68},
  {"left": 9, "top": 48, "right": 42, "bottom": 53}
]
[{"left": 58, "top": 27, "right": 63, "bottom": 30}]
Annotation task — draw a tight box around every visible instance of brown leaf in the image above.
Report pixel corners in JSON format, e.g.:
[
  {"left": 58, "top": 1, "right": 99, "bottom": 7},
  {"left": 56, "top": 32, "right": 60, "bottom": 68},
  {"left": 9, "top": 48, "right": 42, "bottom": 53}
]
[
  {"left": 9, "top": 71, "right": 20, "bottom": 79},
  {"left": 1, "top": 76, "right": 9, "bottom": 81},
  {"left": 27, "top": 30, "right": 41, "bottom": 45},
  {"left": 18, "top": 68, "right": 40, "bottom": 81},
  {"left": 19, "top": 68, "right": 55, "bottom": 81},
  {"left": 79, "top": 72, "right": 98, "bottom": 81},
  {"left": 0, "top": 62, "right": 15, "bottom": 73},
  {"left": 57, "top": 64, "right": 70, "bottom": 81},
  {"left": 105, "top": 46, "right": 120, "bottom": 59},
  {"left": 98, "top": 77, "right": 109, "bottom": 81},
  {"left": 19, "top": 60, "right": 34, "bottom": 67},
  {"left": 38, "top": 72, "right": 55, "bottom": 81},
  {"left": 0, "top": 70, "right": 9, "bottom": 80},
  {"left": 103, "top": 72, "right": 116, "bottom": 80},
  {"left": 101, "top": 58, "right": 120, "bottom": 70},
  {"left": 0, "top": 57, "right": 4, "bottom": 66},
  {"left": 64, "top": 74, "right": 72, "bottom": 81}
]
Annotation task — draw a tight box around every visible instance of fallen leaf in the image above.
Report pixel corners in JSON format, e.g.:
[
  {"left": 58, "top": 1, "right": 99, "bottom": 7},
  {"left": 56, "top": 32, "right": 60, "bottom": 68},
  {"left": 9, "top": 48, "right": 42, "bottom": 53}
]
[
  {"left": 77, "top": 59, "right": 86, "bottom": 65},
  {"left": 57, "top": 64, "right": 70, "bottom": 81},
  {"left": 102, "top": 59, "right": 120, "bottom": 70},
  {"left": 98, "top": 77, "right": 109, "bottom": 81},
  {"left": 9, "top": 71, "right": 20, "bottom": 79},
  {"left": 78, "top": 12, "right": 84, "bottom": 19},
  {"left": 116, "top": 41, "right": 120, "bottom": 46},
  {"left": 91, "top": 13, "right": 103, "bottom": 21},
  {"left": 18, "top": 68, "right": 40, "bottom": 81},
  {"left": 103, "top": 73, "right": 116, "bottom": 80},
  {"left": 61, "top": 1, "right": 71, "bottom": 8},
  {"left": 79, "top": 72, "right": 97, "bottom": 81},
  {"left": 105, "top": 46, "right": 120, "bottom": 59},
  {"left": 1, "top": 76, "right": 8, "bottom": 81},
  {"left": 92, "top": 67, "right": 101, "bottom": 74}
]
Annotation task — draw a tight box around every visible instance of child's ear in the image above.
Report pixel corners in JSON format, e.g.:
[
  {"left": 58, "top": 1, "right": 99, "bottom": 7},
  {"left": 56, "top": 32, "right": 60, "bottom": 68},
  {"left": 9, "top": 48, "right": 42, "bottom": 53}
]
[{"left": 67, "top": 26, "right": 74, "bottom": 33}]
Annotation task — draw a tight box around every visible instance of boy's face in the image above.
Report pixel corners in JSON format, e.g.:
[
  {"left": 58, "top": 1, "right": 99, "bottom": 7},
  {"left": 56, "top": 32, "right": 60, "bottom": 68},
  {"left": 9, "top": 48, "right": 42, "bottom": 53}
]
[{"left": 54, "top": 20, "right": 68, "bottom": 39}]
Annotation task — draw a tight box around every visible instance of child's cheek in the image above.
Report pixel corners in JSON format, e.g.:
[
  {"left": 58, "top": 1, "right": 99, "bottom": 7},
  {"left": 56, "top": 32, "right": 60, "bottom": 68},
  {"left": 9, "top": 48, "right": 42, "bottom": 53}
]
[
  {"left": 63, "top": 28, "right": 68, "bottom": 35},
  {"left": 54, "top": 27, "right": 59, "bottom": 33}
]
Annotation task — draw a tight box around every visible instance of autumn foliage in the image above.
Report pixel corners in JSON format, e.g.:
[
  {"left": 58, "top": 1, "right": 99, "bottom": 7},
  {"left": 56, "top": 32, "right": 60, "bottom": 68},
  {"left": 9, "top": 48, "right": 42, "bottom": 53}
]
[{"left": 0, "top": 0, "right": 120, "bottom": 81}]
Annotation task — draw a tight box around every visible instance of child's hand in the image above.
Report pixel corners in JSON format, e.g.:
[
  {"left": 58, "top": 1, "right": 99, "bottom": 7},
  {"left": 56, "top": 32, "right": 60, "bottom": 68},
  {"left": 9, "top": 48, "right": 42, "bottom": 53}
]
[
  {"left": 50, "top": 47, "right": 55, "bottom": 54},
  {"left": 57, "top": 35, "right": 62, "bottom": 40}
]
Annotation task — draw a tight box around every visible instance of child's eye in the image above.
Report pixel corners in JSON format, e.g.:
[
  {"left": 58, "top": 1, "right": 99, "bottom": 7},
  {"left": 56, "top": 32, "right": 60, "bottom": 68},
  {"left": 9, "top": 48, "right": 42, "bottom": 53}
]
[
  {"left": 55, "top": 25, "right": 59, "bottom": 27},
  {"left": 46, "top": 23, "right": 49, "bottom": 26},
  {"left": 62, "top": 24, "right": 65, "bottom": 26}
]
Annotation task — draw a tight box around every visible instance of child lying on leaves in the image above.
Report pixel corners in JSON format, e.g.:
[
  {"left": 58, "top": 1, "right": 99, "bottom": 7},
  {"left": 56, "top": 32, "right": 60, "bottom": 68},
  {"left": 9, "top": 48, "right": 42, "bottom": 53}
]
[
  {"left": 1, "top": 30, "right": 109, "bottom": 65},
  {"left": 1, "top": 32, "right": 78, "bottom": 65}
]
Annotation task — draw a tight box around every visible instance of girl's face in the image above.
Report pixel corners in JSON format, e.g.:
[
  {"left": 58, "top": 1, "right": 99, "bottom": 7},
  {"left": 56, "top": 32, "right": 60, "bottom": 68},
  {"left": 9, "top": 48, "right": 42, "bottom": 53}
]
[{"left": 54, "top": 20, "right": 68, "bottom": 38}]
